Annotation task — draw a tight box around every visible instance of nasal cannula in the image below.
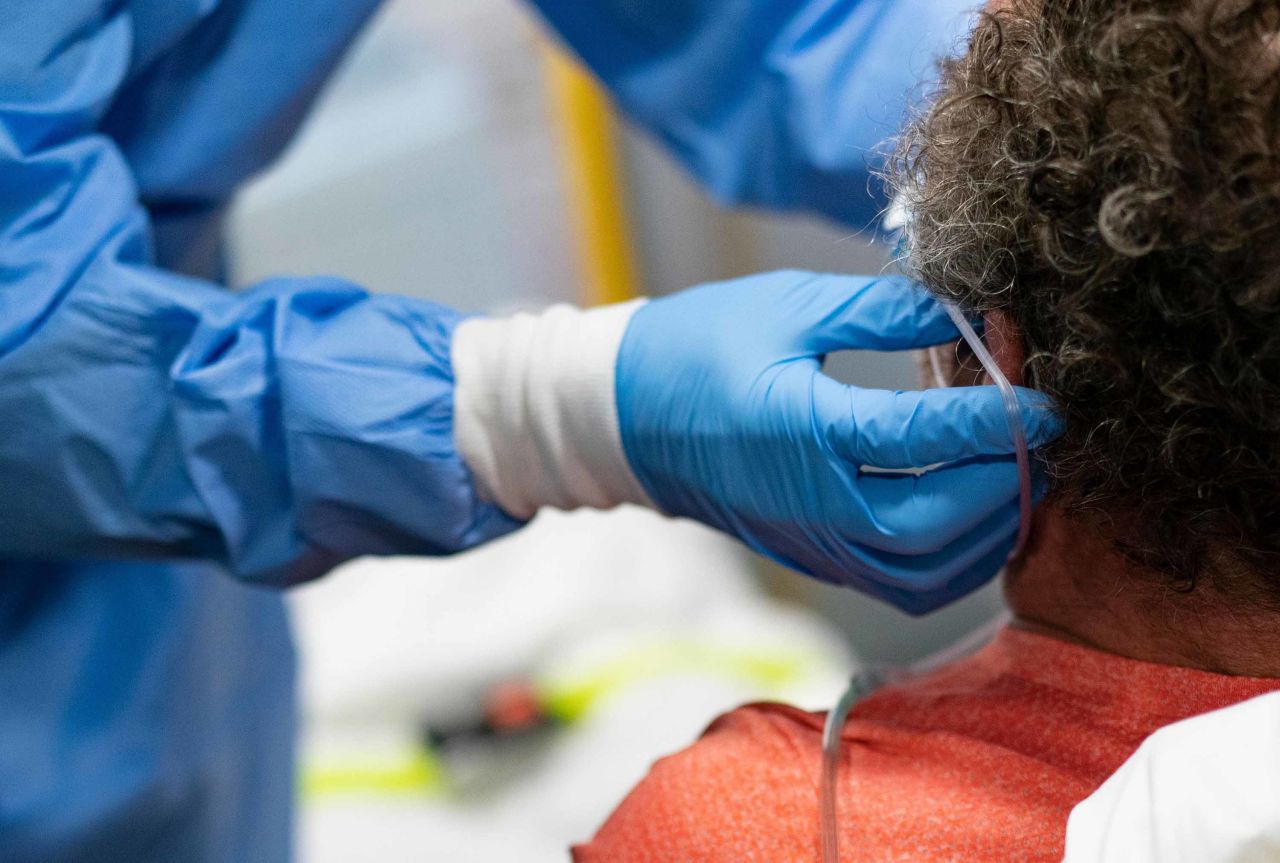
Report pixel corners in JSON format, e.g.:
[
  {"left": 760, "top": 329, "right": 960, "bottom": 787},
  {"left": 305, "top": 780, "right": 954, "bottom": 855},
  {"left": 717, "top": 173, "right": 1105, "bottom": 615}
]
[{"left": 819, "top": 301, "right": 1034, "bottom": 863}]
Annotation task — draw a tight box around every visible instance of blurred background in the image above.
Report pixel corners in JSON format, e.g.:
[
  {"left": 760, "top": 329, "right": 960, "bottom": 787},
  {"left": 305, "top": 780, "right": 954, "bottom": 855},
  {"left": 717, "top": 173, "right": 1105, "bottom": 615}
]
[{"left": 226, "top": 1, "right": 1006, "bottom": 859}]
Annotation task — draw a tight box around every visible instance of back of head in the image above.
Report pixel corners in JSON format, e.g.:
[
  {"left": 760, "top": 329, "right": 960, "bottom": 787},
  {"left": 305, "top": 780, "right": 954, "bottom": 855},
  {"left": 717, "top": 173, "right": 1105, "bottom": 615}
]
[{"left": 893, "top": 0, "right": 1280, "bottom": 601}]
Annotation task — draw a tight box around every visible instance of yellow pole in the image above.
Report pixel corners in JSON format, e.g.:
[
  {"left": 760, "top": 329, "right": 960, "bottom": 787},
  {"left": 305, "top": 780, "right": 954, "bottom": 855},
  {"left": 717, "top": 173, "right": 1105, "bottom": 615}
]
[{"left": 542, "top": 48, "right": 644, "bottom": 306}]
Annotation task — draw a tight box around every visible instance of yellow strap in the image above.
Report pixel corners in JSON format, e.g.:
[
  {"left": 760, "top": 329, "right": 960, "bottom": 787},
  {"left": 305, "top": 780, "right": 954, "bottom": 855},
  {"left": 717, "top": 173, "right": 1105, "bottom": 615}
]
[
  {"left": 301, "top": 748, "right": 448, "bottom": 800},
  {"left": 542, "top": 47, "right": 644, "bottom": 306},
  {"left": 301, "top": 640, "right": 827, "bottom": 799},
  {"left": 537, "top": 640, "right": 824, "bottom": 723}
]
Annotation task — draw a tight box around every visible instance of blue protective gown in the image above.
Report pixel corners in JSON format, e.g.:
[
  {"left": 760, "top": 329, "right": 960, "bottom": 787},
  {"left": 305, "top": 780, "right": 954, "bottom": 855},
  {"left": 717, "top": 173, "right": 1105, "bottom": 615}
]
[{"left": 0, "top": 1, "right": 971, "bottom": 859}]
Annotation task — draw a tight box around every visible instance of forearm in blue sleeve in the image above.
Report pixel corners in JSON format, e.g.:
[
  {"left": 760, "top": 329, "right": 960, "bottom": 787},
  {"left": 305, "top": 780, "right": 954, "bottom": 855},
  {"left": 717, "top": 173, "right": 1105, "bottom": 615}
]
[
  {"left": 0, "top": 3, "right": 519, "bottom": 584},
  {"left": 526, "top": 0, "right": 976, "bottom": 228}
]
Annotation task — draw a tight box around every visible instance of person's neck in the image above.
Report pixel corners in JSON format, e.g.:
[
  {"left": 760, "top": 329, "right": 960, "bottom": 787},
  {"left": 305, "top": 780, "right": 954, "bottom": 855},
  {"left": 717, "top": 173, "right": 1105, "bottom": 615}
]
[{"left": 1005, "top": 504, "right": 1280, "bottom": 678}]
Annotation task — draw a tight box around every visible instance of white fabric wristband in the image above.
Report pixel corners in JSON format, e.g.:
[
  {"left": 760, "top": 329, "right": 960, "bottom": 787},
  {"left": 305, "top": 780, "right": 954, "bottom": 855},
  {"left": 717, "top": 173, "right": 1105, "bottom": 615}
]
[{"left": 451, "top": 300, "right": 654, "bottom": 519}]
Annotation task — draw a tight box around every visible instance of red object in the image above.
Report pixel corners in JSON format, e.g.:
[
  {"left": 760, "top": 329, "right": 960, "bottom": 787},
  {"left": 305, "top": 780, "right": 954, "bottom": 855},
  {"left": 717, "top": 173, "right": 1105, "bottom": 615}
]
[
  {"left": 484, "top": 680, "right": 544, "bottom": 732},
  {"left": 573, "top": 628, "right": 1280, "bottom": 862}
]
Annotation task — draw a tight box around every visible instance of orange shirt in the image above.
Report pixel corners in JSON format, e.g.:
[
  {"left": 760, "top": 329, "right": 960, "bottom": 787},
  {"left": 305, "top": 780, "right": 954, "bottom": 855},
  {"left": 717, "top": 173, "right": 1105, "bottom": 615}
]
[{"left": 573, "top": 628, "right": 1280, "bottom": 862}]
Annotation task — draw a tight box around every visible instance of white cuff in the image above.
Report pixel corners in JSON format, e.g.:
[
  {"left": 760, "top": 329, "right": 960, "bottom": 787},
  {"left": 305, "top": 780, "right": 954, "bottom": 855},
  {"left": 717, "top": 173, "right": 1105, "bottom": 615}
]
[{"left": 451, "top": 301, "right": 654, "bottom": 519}]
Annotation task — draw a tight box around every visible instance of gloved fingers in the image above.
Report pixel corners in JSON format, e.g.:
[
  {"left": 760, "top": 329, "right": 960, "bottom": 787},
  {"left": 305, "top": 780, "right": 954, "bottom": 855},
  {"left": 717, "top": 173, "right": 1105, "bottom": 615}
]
[
  {"left": 865, "top": 536, "right": 1017, "bottom": 617},
  {"left": 837, "top": 497, "right": 1020, "bottom": 607},
  {"left": 850, "top": 458, "right": 1020, "bottom": 555},
  {"left": 816, "top": 377, "right": 1061, "bottom": 469},
  {"left": 788, "top": 273, "right": 963, "bottom": 355},
  {"left": 709, "top": 479, "right": 1017, "bottom": 611}
]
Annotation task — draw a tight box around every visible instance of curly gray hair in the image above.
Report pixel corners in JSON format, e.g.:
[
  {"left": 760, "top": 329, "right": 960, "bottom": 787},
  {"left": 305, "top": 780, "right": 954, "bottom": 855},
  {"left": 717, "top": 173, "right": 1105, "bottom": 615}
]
[{"left": 891, "top": 0, "right": 1280, "bottom": 600}]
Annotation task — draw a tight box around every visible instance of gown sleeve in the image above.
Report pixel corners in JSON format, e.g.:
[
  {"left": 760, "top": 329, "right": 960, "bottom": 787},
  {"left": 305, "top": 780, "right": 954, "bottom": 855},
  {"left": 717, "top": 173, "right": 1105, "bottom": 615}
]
[
  {"left": 0, "top": 1, "right": 520, "bottom": 584},
  {"left": 527, "top": 0, "right": 976, "bottom": 228}
]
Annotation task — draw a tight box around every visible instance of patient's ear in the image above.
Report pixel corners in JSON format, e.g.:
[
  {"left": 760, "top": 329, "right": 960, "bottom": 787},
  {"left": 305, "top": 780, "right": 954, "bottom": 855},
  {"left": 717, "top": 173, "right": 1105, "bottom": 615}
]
[{"left": 983, "top": 310, "right": 1025, "bottom": 386}]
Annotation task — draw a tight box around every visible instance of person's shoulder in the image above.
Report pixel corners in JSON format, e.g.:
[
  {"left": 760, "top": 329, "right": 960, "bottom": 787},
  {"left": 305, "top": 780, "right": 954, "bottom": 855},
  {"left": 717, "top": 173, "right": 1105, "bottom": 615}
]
[
  {"left": 571, "top": 703, "right": 824, "bottom": 863},
  {"left": 703, "top": 700, "right": 824, "bottom": 744}
]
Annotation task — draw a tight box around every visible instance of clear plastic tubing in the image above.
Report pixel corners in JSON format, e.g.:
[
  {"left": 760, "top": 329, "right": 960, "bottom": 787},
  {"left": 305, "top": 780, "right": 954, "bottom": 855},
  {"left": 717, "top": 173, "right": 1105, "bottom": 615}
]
[
  {"left": 819, "top": 301, "right": 1033, "bottom": 863},
  {"left": 941, "top": 301, "right": 1034, "bottom": 563}
]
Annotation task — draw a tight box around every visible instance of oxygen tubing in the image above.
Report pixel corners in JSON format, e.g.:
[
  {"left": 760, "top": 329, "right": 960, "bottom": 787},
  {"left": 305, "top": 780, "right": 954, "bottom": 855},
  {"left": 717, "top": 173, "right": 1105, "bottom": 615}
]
[{"left": 819, "top": 301, "right": 1033, "bottom": 863}]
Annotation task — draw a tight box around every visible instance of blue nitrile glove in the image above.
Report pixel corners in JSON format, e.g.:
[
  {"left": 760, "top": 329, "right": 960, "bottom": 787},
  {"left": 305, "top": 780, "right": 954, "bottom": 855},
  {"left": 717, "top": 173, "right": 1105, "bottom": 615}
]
[{"left": 615, "top": 271, "right": 1061, "bottom": 614}]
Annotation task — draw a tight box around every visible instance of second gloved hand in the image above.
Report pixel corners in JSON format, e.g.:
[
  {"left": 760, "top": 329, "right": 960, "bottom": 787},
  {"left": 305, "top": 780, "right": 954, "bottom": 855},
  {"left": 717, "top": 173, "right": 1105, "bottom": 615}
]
[
  {"left": 614, "top": 271, "right": 1060, "bottom": 614},
  {"left": 451, "top": 270, "right": 1060, "bottom": 614}
]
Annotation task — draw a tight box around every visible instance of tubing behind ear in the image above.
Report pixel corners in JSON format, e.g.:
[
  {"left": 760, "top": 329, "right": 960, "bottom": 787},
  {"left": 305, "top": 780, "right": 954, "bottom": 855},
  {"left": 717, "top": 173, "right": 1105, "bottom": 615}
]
[
  {"left": 819, "top": 301, "right": 1034, "bottom": 863},
  {"left": 940, "top": 301, "right": 1033, "bottom": 563}
]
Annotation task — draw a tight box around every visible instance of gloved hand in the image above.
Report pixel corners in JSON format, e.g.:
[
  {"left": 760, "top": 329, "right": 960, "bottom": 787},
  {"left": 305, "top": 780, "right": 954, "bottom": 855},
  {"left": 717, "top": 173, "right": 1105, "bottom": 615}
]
[
  {"left": 451, "top": 270, "right": 1059, "bottom": 614},
  {"left": 614, "top": 271, "right": 1060, "bottom": 613}
]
